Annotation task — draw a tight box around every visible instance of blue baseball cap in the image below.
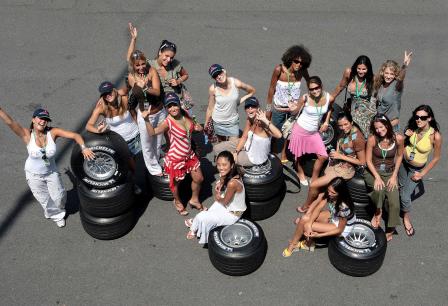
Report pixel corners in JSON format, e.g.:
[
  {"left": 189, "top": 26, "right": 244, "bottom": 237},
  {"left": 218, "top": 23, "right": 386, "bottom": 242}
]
[
  {"left": 164, "top": 92, "right": 181, "bottom": 107},
  {"left": 98, "top": 81, "right": 115, "bottom": 96},
  {"left": 208, "top": 64, "right": 224, "bottom": 78},
  {"left": 32, "top": 108, "right": 52, "bottom": 122},
  {"left": 244, "top": 97, "right": 260, "bottom": 109}
]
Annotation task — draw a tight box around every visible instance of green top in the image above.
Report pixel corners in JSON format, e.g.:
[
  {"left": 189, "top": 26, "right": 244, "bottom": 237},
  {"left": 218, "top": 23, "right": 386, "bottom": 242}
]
[{"left": 148, "top": 59, "right": 183, "bottom": 96}]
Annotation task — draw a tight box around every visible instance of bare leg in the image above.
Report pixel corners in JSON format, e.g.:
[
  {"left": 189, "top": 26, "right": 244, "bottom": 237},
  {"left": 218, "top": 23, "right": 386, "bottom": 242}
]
[
  {"left": 281, "top": 139, "right": 289, "bottom": 162},
  {"left": 285, "top": 215, "right": 310, "bottom": 253},
  {"left": 402, "top": 211, "right": 415, "bottom": 236},
  {"left": 311, "top": 155, "right": 328, "bottom": 182},
  {"left": 298, "top": 174, "right": 334, "bottom": 212},
  {"left": 371, "top": 208, "right": 382, "bottom": 229},
  {"left": 189, "top": 167, "right": 204, "bottom": 208},
  {"left": 295, "top": 158, "right": 307, "bottom": 182},
  {"left": 172, "top": 181, "right": 188, "bottom": 215}
]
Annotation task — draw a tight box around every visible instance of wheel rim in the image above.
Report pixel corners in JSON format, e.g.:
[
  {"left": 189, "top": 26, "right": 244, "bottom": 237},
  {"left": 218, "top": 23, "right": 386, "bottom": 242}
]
[
  {"left": 220, "top": 223, "right": 253, "bottom": 248},
  {"left": 319, "top": 124, "right": 334, "bottom": 145},
  {"left": 344, "top": 224, "right": 376, "bottom": 249},
  {"left": 83, "top": 151, "right": 117, "bottom": 181}
]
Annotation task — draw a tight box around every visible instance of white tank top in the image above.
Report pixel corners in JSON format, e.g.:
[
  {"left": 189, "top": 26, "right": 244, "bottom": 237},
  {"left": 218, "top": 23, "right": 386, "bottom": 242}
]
[
  {"left": 212, "top": 77, "right": 240, "bottom": 124},
  {"left": 296, "top": 92, "right": 330, "bottom": 132},
  {"left": 226, "top": 179, "right": 247, "bottom": 212},
  {"left": 273, "top": 79, "right": 301, "bottom": 107},
  {"left": 105, "top": 111, "right": 139, "bottom": 141},
  {"left": 244, "top": 130, "right": 271, "bottom": 165},
  {"left": 25, "top": 130, "right": 58, "bottom": 174}
]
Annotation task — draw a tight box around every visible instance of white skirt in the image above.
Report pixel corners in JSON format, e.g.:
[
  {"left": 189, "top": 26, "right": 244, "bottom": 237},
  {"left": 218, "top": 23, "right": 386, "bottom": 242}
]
[{"left": 190, "top": 201, "right": 239, "bottom": 244}]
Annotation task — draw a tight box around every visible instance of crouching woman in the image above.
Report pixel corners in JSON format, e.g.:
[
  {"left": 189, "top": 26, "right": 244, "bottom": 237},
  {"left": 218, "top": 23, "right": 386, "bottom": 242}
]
[{"left": 185, "top": 151, "right": 246, "bottom": 244}]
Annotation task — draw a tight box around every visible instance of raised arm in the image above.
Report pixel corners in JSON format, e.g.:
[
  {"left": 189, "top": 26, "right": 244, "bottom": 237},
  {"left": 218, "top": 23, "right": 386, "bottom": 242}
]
[
  {"left": 257, "top": 109, "right": 281, "bottom": 139},
  {"left": 233, "top": 78, "right": 255, "bottom": 105},
  {"left": 85, "top": 102, "right": 106, "bottom": 134},
  {"left": 0, "top": 106, "right": 30, "bottom": 144},
  {"left": 142, "top": 108, "right": 169, "bottom": 136},
  {"left": 331, "top": 68, "right": 351, "bottom": 98},
  {"left": 126, "top": 22, "right": 138, "bottom": 62},
  {"left": 396, "top": 50, "right": 413, "bottom": 92}
]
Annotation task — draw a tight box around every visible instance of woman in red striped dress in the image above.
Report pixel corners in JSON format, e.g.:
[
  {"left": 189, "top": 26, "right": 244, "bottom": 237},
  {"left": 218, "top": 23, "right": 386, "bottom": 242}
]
[{"left": 143, "top": 92, "right": 205, "bottom": 215}]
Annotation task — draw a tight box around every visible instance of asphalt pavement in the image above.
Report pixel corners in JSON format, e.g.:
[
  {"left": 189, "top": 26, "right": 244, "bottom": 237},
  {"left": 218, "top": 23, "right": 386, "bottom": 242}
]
[{"left": 0, "top": 1, "right": 447, "bottom": 305}]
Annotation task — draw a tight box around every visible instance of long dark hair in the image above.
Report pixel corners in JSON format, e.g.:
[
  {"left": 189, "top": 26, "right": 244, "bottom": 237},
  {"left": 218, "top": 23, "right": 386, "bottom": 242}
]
[
  {"left": 325, "top": 177, "right": 354, "bottom": 218},
  {"left": 216, "top": 151, "right": 241, "bottom": 192},
  {"left": 370, "top": 114, "right": 396, "bottom": 144},
  {"left": 350, "top": 55, "right": 374, "bottom": 95},
  {"left": 404, "top": 104, "right": 440, "bottom": 146},
  {"left": 157, "top": 40, "right": 177, "bottom": 56}
]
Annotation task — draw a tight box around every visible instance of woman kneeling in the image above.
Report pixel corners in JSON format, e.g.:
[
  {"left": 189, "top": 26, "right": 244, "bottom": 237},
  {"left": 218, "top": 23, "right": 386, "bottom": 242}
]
[
  {"left": 283, "top": 177, "right": 355, "bottom": 257},
  {"left": 185, "top": 151, "right": 247, "bottom": 244}
]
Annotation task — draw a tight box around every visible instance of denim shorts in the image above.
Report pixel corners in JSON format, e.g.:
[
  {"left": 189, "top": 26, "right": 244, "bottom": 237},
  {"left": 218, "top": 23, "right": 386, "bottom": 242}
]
[
  {"left": 271, "top": 107, "right": 291, "bottom": 130},
  {"left": 127, "top": 134, "right": 142, "bottom": 156}
]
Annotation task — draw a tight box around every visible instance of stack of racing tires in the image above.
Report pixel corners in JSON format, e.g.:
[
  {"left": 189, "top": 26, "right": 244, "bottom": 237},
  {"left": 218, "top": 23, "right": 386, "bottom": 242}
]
[
  {"left": 71, "top": 131, "right": 137, "bottom": 240},
  {"left": 346, "top": 168, "right": 375, "bottom": 221},
  {"left": 242, "top": 154, "right": 286, "bottom": 220},
  {"left": 208, "top": 218, "right": 267, "bottom": 276},
  {"left": 148, "top": 172, "right": 173, "bottom": 201}
]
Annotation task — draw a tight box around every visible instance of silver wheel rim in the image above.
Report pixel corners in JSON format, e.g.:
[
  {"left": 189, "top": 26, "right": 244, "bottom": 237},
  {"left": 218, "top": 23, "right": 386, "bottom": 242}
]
[
  {"left": 220, "top": 223, "right": 253, "bottom": 248},
  {"left": 320, "top": 124, "right": 334, "bottom": 145},
  {"left": 83, "top": 151, "right": 117, "bottom": 181},
  {"left": 344, "top": 224, "right": 376, "bottom": 249}
]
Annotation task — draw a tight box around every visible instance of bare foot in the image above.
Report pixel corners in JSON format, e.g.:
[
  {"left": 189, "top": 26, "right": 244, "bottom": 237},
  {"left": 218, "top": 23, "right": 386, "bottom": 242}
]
[{"left": 371, "top": 214, "right": 381, "bottom": 228}]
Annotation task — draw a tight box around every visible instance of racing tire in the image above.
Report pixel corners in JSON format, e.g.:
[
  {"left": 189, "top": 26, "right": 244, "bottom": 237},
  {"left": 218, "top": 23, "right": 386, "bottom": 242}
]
[
  {"left": 80, "top": 207, "right": 137, "bottom": 240},
  {"left": 245, "top": 181, "right": 286, "bottom": 221},
  {"left": 148, "top": 173, "right": 174, "bottom": 201},
  {"left": 77, "top": 180, "right": 135, "bottom": 218},
  {"left": 71, "top": 131, "right": 130, "bottom": 190},
  {"left": 347, "top": 172, "right": 370, "bottom": 203},
  {"left": 208, "top": 219, "right": 267, "bottom": 276},
  {"left": 243, "top": 154, "right": 284, "bottom": 202},
  {"left": 328, "top": 219, "right": 387, "bottom": 277}
]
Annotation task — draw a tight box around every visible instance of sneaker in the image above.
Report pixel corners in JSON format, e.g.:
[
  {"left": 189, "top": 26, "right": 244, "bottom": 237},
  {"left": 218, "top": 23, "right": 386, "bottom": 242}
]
[{"left": 55, "top": 219, "right": 66, "bottom": 228}]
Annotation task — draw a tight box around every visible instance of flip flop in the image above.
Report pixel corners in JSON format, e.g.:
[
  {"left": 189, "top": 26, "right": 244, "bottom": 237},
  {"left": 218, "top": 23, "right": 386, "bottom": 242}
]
[
  {"left": 296, "top": 206, "right": 308, "bottom": 213},
  {"left": 404, "top": 224, "right": 415, "bottom": 236},
  {"left": 174, "top": 200, "right": 189, "bottom": 216},
  {"left": 281, "top": 159, "right": 289, "bottom": 164},
  {"left": 189, "top": 202, "right": 207, "bottom": 211}
]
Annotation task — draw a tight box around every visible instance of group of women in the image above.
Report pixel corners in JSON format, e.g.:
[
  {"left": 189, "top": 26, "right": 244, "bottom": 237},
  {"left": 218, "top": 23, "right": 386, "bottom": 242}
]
[{"left": 0, "top": 24, "right": 442, "bottom": 257}]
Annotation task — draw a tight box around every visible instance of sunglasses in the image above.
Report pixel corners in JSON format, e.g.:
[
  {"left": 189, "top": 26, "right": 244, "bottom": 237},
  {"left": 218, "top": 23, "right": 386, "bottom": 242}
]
[
  {"left": 159, "top": 42, "right": 177, "bottom": 52},
  {"left": 131, "top": 50, "right": 144, "bottom": 59},
  {"left": 414, "top": 115, "right": 429, "bottom": 121},
  {"left": 293, "top": 59, "right": 302, "bottom": 64},
  {"left": 40, "top": 148, "right": 50, "bottom": 165},
  {"left": 309, "top": 86, "right": 321, "bottom": 92}
]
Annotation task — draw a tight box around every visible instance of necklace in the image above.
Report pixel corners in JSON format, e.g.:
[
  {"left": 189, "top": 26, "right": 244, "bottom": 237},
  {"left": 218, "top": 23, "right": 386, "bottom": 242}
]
[{"left": 355, "top": 76, "right": 366, "bottom": 98}]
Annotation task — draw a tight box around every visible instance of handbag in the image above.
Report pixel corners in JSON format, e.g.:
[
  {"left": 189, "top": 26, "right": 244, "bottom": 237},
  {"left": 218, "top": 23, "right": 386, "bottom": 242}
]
[
  {"left": 281, "top": 114, "right": 297, "bottom": 139},
  {"left": 180, "top": 84, "right": 195, "bottom": 111},
  {"left": 343, "top": 86, "right": 352, "bottom": 114},
  {"left": 204, "top": 120, "right": 218, "bottom": 144}
]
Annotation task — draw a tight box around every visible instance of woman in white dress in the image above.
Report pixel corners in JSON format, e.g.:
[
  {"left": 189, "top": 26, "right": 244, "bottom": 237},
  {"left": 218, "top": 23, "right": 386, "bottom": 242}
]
[{"left": 184, "top": 150, "right": 246, "bottom": 244}]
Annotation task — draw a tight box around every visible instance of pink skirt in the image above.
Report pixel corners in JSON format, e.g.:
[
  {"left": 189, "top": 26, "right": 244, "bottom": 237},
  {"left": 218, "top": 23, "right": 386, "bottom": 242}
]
[{"left": 288, "top": 123, "right": 328, "bottom": 158}]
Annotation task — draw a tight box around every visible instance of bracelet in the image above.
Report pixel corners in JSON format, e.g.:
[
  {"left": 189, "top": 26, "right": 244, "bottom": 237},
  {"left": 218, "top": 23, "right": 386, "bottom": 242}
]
[
  {"left": 266, "top": 104, "right": 272, "bottom": 112},
  {"left": 80, "top": 144, "right": 87, "bottom": 150}
]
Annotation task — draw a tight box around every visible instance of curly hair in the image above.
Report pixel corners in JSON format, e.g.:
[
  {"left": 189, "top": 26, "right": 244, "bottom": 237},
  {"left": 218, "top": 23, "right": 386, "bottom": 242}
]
[
  {"left": 350, "top": 55, "right": 374, "bottom": 95},
  {"left": 373, "top": 60, "right": 401, "bottom": 92},
  {"left": 281, "top": 45, "right": 312, "bottom": 69}
]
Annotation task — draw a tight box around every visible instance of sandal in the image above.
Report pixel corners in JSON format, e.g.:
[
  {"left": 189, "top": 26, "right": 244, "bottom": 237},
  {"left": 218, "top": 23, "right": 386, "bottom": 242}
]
[
  {"left": 404, "top": 223, "right": 415, "bottom": 237},
  {"left": 186, "top": 230, "right": 196, "bottom": 240},
  {"left": 184, "top": 218, "right": 193, "bottom": 228},
  {"left": 281, "top": 159, "right": 289, "bottom": 164},
  {"left": 282, "top": 241, "right": 301, "bottom": 258},
  {"left": 189, "top": 201, "right": 207, "bottom": 211},
  {"left": 173, "top": 200, "right": 189, "bottom": 216},
  {"left": 300, "top": 240, "right": 315, "bottom": 252}
]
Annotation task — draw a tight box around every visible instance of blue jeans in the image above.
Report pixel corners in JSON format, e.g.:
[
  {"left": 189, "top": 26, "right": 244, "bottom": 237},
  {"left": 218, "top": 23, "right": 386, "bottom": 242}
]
[
  {"left": 398, "top": 160, "right": 425, "bottom": 212},
  {"left": 271, "top": 107, "right": 291, "bottom": 130}
]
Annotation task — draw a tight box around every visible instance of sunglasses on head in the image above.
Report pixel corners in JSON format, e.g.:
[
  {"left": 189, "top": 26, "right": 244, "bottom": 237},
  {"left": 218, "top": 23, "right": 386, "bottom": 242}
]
[
  {"left": 160, "top": 42, "right": 176, "bottom": 52},
  {"left": 309, "top": 86, "right": 321, "bottom": 92},
  {"left": 293, "top": 59, "right": 302, "bottom": 64},
  {"left": 414, "top": 115, "right": 429, "bottom": 121},
  {"left": 131, "top": 50, "right": 143, "bottom": 59}
]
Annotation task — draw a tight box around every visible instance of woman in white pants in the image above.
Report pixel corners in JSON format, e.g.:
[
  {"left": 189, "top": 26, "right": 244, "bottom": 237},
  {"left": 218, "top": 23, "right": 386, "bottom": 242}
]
[
  {"left": 185, "top": 150, "right": 246, "bottom": 244},
  {"left": 0, "top": 106, "right": 94, "bottom": 227}
]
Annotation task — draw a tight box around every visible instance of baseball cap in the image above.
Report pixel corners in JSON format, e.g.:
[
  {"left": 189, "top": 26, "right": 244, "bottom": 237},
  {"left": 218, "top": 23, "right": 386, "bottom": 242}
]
[
  {"left": 164, "top": 92, "right": 181, "bottom": 107},
  {"left": 244, "top": 97, "right": 260, "bottom": 109},
  {"left": 208, "top": 64, "right": 224, "bottom": 78},
  {"left": 98, "top": 81, "right": 115, "bottom": 96},
  {"left": 32, "top": 108, "right": 52, "bottom": 122}
]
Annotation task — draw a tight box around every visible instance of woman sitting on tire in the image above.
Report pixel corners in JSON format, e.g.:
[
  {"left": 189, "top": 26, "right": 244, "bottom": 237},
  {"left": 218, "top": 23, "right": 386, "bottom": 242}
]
[
  {"left": 288, "top": 76, "right": 335, "bottom": 185},
  {"left": 143, "top": 92, "right": 205, "bottom": 215},
  {"left": 0, "top": 106, "right": 94, "bottom": 228},
  {"left": 364, "top": 114, "right": 404, "bottom": 241},
  {"left": 185, "top": 150, "right": 246, "bottom": 244},
  {"left": 297, "top": 112, "right": 366, "bottom": 213},
  {"left": 124, "top": 29, "right": 166, "bottom": 176},
  {"left": 399, "top": 105, "right": 442, "bottom": 237},
  {"left": 205, "top": 64, "right": 256, "bottom": 146},
  {"left": 282, "top": 177, "right": 356, "bottom": 257},
  {"left": 86, "top": 81, "right": 141, "bottom": 174},
  {"left": 214, "top": 97, "right": 282, "bottom": 167}
]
